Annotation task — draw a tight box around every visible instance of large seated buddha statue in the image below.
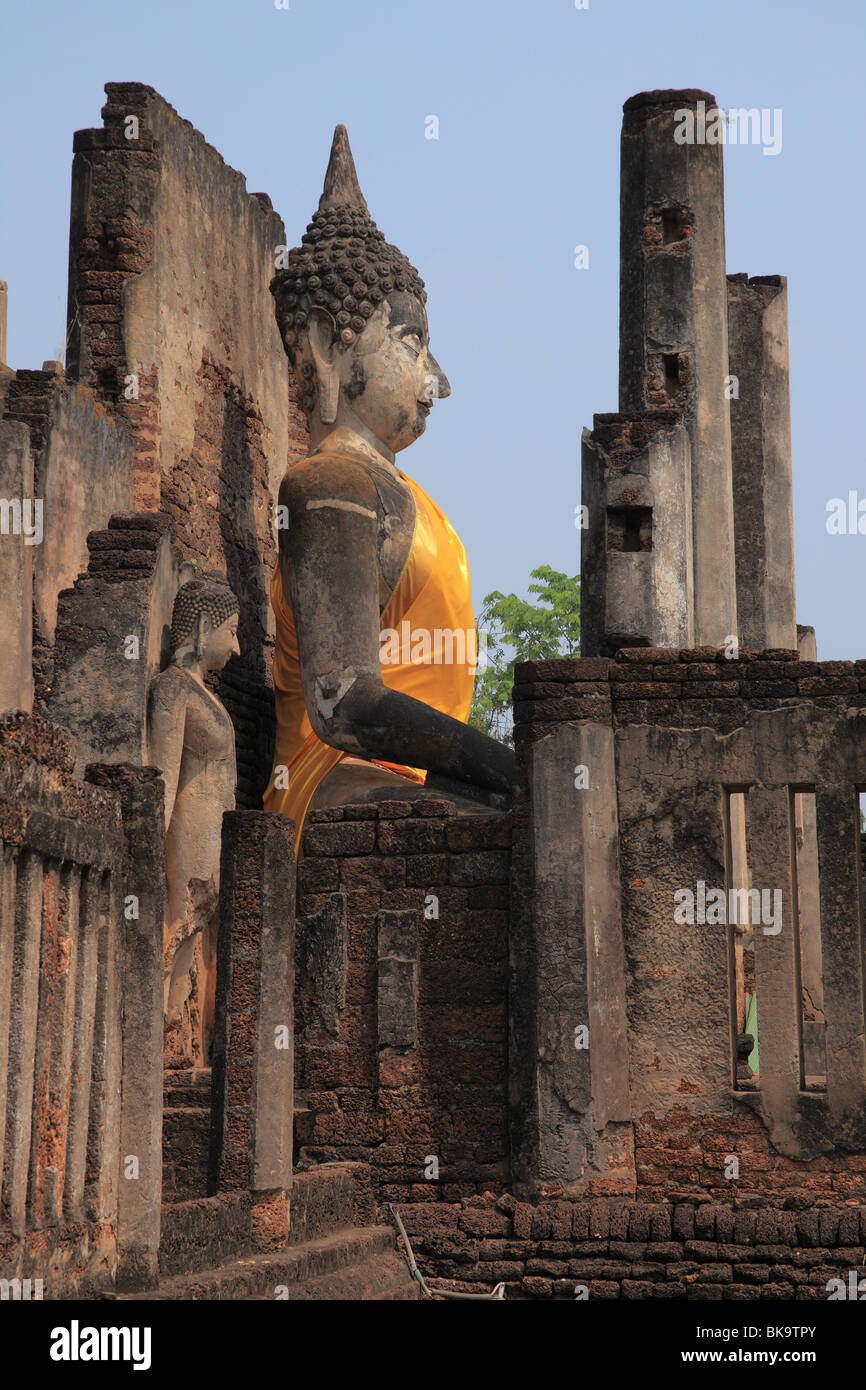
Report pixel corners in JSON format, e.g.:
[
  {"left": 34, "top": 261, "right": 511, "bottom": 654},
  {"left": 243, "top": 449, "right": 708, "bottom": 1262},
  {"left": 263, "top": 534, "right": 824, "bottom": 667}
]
[{"left": 264, "top": 126, "right": 515, "bottom": 841}]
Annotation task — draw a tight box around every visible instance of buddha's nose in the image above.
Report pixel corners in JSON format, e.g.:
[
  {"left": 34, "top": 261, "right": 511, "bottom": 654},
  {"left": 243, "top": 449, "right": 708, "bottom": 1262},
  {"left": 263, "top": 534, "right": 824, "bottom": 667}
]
[{"left": 427, "top": 352, "right": 451, "bottom": 400}]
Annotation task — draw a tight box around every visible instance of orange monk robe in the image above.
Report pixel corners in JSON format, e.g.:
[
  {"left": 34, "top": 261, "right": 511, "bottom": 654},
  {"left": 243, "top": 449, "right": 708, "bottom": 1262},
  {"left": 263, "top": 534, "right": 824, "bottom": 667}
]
[{"left": 263, "top": 455, "right": 478, "bottom": 847}]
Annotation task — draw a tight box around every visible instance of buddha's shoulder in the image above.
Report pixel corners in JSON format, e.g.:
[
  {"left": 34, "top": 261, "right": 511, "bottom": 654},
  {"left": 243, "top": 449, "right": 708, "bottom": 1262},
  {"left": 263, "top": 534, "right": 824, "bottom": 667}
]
[
  {"left": 148, "top": 663, "right": 194, "bottom": 711},
  {"left": 278, "top": 449, "right": 407, "bottom": 511}
]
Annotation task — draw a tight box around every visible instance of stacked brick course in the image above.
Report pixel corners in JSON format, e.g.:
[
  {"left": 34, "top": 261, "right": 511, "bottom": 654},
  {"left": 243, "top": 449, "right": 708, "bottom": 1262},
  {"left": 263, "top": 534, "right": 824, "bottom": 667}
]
[
  {"left": 633, "top": 1109, "right": 866, "bottom": 1204},
  {"left": 396, "top": 1192, "right": 866, "bottom": 1300},
  {"left": 514, "top": 647, "right": 866, "bottom": 742},
  {"left": 2, "top": 368, "right": 60, "bottom": 460},
  {"left": 68, "top": 83, "right": 159, "bottom": 502},
  {"left": 295, "top": 800, "right": 510, "bottom": 1202}
]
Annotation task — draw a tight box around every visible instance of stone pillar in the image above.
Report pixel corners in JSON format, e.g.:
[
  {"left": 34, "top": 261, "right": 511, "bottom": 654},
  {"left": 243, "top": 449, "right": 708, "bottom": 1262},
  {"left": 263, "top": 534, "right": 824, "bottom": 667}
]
[
  {"left": 510, "top": 665, "right": 632, "bottom": 1194},
  {"left": 793, "top": 626, "right": 825, "bottom": 1082},
  {"left": 727, "top": 274, "right": 796, "bottom": 650},
  {"left": 581, "top": 411, "right": 692, "bottom": 655},
  {"left": 0, "top": 421, "right": 34, "bottom": 714},
  {"left": 746, "top": 786, "right": 801, "bottom": 1149},
  {"left": 85, "top": 763, "right": 165, "bottom": 1291},
  {"left": 619, "top": 90, "right": 736, "bottom": 648},
  {"left": 211, "top": 811, "right": 295, "bottom": 1241},
  {"left": 815, "top": 781, "right": 866, "bottom": 1134}
]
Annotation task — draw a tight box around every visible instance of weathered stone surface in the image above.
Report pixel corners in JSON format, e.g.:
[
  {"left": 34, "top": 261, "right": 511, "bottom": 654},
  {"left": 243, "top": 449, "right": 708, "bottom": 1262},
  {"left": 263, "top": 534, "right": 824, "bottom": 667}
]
[
  {"left": 727, "top": 275, "right": 796, "bottom": 651},
  {"left": 0, "top": 422, "right": 35, "bottom": 714},
  {"left": 211, "top": 812, "right": 295, "bottom": 1198},
  {"left": 618, "top": 92, "right": 736, "bottom": 650}
]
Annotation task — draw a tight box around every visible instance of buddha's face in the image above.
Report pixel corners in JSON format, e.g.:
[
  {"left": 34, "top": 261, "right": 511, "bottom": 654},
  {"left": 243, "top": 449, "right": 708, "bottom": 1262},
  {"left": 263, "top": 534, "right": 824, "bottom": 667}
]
[
  {"left": 307, "top": 293, "right": 451, "bottom": 454},
  {"left": 201, "top": 613, "right": 240, "bottom": 672}
]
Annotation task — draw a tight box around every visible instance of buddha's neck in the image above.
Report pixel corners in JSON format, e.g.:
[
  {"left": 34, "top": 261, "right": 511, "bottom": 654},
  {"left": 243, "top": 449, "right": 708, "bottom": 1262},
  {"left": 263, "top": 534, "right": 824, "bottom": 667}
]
[
  {"left": 309, "top": 421, "right": 396, "bottom": 470},
  {"left": 173, "top": 652, "right": 206, "bottom": 686}
]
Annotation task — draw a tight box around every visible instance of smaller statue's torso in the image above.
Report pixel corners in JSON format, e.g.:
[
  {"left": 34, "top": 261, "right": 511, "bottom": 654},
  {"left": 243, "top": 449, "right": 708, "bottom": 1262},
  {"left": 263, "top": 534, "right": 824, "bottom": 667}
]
[{"left": 150, "top": 666, "right": 236, "bottom": 882}]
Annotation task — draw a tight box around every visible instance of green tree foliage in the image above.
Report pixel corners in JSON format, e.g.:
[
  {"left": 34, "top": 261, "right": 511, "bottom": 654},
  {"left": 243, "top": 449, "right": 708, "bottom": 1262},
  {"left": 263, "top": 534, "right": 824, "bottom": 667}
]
[{"left": 469, "top": 565, "right": 581, "bottom": 744}]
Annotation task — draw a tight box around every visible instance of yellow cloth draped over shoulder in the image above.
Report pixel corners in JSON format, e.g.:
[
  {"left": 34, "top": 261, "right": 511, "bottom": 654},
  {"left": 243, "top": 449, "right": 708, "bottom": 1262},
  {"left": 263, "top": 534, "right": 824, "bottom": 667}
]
[{"left": 263, "top": 450, "right": 476, "bottom": 846}]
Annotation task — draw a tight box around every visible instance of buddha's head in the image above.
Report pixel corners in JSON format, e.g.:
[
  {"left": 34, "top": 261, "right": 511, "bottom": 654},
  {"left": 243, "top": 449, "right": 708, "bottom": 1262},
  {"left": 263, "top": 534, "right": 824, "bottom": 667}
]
[
  {"left": 271, "top": 126, "right": 450, "bottom": 455},
  {"left": 170, "top": 577, "right": 240, "bottom": 674}
]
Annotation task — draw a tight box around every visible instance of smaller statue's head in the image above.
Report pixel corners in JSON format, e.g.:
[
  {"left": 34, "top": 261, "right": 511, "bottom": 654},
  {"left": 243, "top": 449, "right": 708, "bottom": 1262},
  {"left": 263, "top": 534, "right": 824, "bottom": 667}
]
[
  {"left": 271, "top": 126, "right": 450, "bottom": 455},
  {"left": 169, "top": 577, "right": 240, "bottom": 674}
]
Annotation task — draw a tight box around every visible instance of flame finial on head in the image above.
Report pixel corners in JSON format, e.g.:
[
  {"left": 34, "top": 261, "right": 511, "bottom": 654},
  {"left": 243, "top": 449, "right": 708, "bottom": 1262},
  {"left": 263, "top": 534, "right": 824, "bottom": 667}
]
[
  {"left": 318, "top": 125, "right": 370, "bottom": 218},
  {"left": 271, "top": 125, "right": 426, "bottom": 390}
]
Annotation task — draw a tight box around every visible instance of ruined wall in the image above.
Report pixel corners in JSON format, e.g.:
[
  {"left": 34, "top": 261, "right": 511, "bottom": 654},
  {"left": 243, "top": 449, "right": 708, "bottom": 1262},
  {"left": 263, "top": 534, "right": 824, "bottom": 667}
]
[
  {"left": 2, "top": 370, "right": 135, "bottom": 704},
  {"left": 396, "top": 1191, "right": 866, "bottom": 1300},
  {"left": 0, "top": 717, "right": 125, "bottom": 1294},
  {"left": 513, "top": 649, "right": 866, "bottom": 1204},
  {"left": 294, "top": 801, "right": 510, "bottom": 1202},
  {"left": 46, "top": 515, "right": 179, "bottom": 772},
  {"left": 35, "top": 385, "right": 134, "bottom": 647},
  {"left": 0, "top": 419, "right": 34, "bottom": 714},
  {"left": 65, "top": 82, "right": 310, "bottom": 804}
]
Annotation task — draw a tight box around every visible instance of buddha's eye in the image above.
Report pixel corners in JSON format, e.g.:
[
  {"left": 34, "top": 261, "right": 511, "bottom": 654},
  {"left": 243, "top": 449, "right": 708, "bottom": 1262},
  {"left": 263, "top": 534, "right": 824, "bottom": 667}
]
[{"left": 401, "top": 332, "right": 423, "bottom": 355}]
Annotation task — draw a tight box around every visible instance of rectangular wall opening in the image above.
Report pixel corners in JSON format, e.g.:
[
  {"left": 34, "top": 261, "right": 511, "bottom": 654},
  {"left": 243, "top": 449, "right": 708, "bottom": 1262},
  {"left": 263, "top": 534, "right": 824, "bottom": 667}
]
[
  {"left": 725, "top": 789, "right": 757, "bottom": 1090},
  {"left": 606, "top": 506, "right": 652, "bottom": 553},
  {"left": 662, "top": 353, "right": 681, "bottom": 398},
  {"left": 794, "top": 789, "right": 825, "bottom": 1091},
  {"left": 661, "top": 207, "right": 690, "bottom": 244}
]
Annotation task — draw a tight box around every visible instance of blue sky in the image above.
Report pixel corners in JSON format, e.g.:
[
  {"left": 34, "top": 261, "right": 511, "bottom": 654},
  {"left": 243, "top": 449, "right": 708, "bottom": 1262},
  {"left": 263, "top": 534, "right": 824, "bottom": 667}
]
[{"left": 1, "top": 0, "right": 864, "bottom": 658}]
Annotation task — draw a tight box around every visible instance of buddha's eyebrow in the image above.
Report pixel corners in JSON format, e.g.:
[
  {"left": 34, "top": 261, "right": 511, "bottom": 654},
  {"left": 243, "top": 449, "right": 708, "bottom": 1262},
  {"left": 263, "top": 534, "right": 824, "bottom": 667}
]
[{"left": 395, "top": 324, "right": 426, "bottom": 339}]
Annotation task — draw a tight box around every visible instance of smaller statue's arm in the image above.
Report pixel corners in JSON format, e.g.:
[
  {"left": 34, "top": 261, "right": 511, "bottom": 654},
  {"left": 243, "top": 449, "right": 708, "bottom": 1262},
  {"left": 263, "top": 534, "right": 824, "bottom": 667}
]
[
  {"left": 283, "top": 472, "right": 515, "bottom": 796},
  {"left": 147, "top": 677, "right": 189, "bottom": 830}
]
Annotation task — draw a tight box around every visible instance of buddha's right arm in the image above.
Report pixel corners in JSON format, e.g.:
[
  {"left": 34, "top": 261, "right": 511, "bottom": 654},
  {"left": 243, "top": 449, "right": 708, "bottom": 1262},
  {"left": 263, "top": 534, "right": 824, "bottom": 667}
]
[
  {"left": 283, "top": 475, "right": 516, "bottom": 796},
  {"left": 319, "top": 673, "right": 516, "bottom": 795},
  {"left": 146, "top": 678, "right": 188, "bottom": 829}
]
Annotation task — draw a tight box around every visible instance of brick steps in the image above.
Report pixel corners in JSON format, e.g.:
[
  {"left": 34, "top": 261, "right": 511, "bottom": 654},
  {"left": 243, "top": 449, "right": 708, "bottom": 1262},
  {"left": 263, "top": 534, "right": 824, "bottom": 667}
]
[
  {"left": 161, "top": 1069, "right": 315, "bottom": 1203},
  {"left": 154, "top": 1085, "right": 410, "bottom": 1300},
  {"left": 145, "top": 1159, "right": 412, "bottom": 1299},
  {"left": 287, "top": 1164, "right": 367, "bottom": 1243},
  {"left": 159, "top": 1192, "right": 253, "bottom": 1276},
  {"left": 163, "top": 1067, "right": 212, "bottom": 1109},
  {"left": 163, "top": 1068, "right": 212, "bottom": 1201},
  {"left": 156, "top": 1166, "right": 366, "bottom": 1276},
  {"left": 162, "top": 1106, "right": 211, "bottom": 1200},
  {"left": 121, "top": 1226, "right": 419, "bottom": 1301}
]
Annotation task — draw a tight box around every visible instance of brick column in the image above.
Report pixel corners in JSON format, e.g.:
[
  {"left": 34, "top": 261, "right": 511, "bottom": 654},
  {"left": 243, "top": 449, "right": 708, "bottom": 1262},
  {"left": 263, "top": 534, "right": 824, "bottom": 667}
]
[
  {"left": 581, "top": 411, "right": 692, "bottom": 655},
  {"left": 727, "top": 274, "right": 796, "bottom": 651},
  {"left": 619, "top": 90, "right": 736, "bottom": 647},
  {"left": 85, "top": 762, "right": 165, "bottom": 1292},
  {"left": 210, "top": 811, "right": 295, "bottom": 1242},
  {"left": 510, "top": 659, "right": 633, "bottom": 1195}
]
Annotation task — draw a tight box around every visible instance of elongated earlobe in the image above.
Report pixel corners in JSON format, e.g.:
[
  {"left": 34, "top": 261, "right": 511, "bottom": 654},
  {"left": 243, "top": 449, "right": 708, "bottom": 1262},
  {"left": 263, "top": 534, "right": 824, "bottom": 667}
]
[
  {"left": 318, "top": 365, "right": 339, "bottom": 423},
  {"left": 193, "top": 612, "right": 208, "bottom": 661},
  {"left": 308, "top": 308, "right": 339, "bottom": 424}
]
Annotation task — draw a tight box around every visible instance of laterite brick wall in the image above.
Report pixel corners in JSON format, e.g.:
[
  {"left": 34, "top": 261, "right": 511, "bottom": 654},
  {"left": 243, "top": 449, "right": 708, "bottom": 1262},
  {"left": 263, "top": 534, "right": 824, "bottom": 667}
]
[
  {"left": 64, "top": 82, "right": 311, "bottom": 804},
  {"left": 396, "top": 1192, "right": 866, "bottom": 1300},
  {"left": 294, "top": 800, "right": 511, "bottom": 1202}
]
